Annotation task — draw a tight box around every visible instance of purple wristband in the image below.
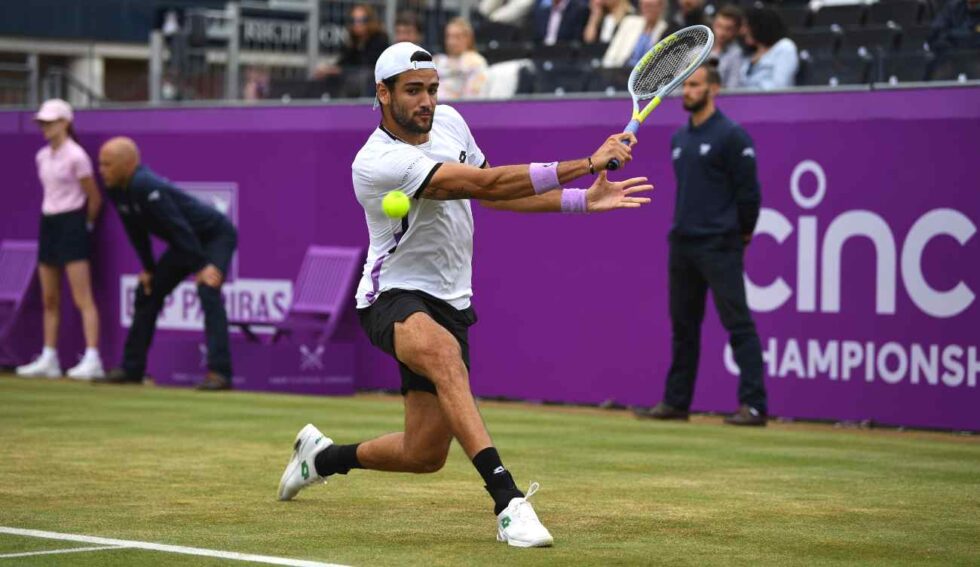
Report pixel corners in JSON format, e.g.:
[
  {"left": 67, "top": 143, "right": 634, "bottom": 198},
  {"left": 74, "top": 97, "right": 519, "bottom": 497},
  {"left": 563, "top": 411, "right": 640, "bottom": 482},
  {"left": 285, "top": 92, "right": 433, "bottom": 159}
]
[
  {"left": 560, "top": 188, "right": 588, "bottom": 214},
  {"left": 529, "top": 162, "right": 560, "bottom": 195}
]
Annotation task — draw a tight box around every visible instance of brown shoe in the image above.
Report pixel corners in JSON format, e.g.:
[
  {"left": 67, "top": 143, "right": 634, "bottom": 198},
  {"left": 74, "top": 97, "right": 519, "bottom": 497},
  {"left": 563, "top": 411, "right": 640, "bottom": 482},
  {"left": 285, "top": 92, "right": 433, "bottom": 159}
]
[
  {"left": 632, "top": 402, "right": 690, "bottom": 421},
  {"left": 724, "top": 405, "right": 767, "bottom": 426},
  {"left": 196, "top": 372, "right": 231, "bottom": 391}
]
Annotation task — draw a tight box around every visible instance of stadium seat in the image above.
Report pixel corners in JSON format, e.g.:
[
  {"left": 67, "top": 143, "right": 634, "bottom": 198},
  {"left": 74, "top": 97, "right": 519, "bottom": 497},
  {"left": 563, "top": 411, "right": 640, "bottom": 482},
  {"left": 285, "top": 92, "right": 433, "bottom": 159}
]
[
  {"left": 793, "top": 26, "right": 844, "bottom": 56},
  {"left": 841, "top": 24, "right": 902, "bottom": 52},
  {"left": 929, "top": 49, "right": 980, "bottom": 81},
  {"left": 474, "top": 20, "right": 523, "bottom": 45},
  {"left": 798, "top": 50, "right": 874, "bottom": 86},
  {"left": 878, "top": 51, "right": 934, "bottom": 82},
  {"left": 0, "top": 240, "right": 38, "bottom": 366},
  {"left": 584, "top": 66, "right": 631, "bottom": 94},
  {"left": 526, "top": 60, "right": 593, "bottom": 95},
  {"left": 776, "top": 5, "right": 813, "bottom": 28},
  {"left": 579, "top": 41, "right": 608, "bottom": 64},
  {"left": 899, "top": 25, "right": 933, "bottom": 52},
  {"left": 537, "top": 41, "right": 582, "bottom": 62},
  {"left": 811, "top": 4, "right": 867, "bottom": 27},
  {"left": 232, "top": 246, "right": 363, "bottom": 346},
  {"left": 483, "top": 41, "right": 534, "bottom": 65},
  {"left": 868, "top": 0, "right": 926, "bottom": 26}
]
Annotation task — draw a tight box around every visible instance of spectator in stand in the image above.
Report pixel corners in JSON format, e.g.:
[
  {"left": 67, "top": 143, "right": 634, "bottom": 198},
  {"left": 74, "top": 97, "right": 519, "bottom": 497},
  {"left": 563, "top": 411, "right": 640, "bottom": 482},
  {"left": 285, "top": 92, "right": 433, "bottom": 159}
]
[
  {"left": 434, "top": 18, "right": 489, "bottom": 100},
  {"left": 532, "top": 0, "right": 591, "bottom": 46},
  {"left": 317, "top": 5, "right": 390, "bottom": 98},
  {"left": 929, "top": 0, "right": 980, "bottom": 51},
  {"left": 584, "top": 0, "right": 636, "bottom": 45},
  {"left": 243, "top": 66, "right": 270, "bottom": 101},
  {"left": 672, "top": 0, "right": 710, "bottom": 29},
  {"left": 394, "top": 11, "right": 425, "bottom": 46},
  {"left": 603, "top": 0, "right": 673, "bottom": 68},
  {"left": 709, "top": 5, "right": 747, "bottom": 89},
  {"left": 478, "top": 0, "right": 537, "bottom": 25},
  {"left": 737, "top": 6, "right": 798, "bottom": 90},
  {"left": 338, "top": 5, "right": 390, "bottom": 70}
]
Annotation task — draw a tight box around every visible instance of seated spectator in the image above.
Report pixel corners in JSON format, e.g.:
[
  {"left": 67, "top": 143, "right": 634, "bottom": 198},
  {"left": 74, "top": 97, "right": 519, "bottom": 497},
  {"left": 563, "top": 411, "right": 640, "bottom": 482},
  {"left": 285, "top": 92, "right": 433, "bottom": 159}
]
[
  {"left": 602, "top": 0, "right": 672, "bottom": 68},
  {"left": 737, "top": 6, "right": 798, "bottom": 90},
  {"left": 532, "top": 0, "right": 591, "bottom": 46},
  {"left": 394, "top": 11, "right": 424, "bottom": 46},
  {"left": 709, "top": 4, "right": 747, "bottom": 89},
  {"left": 434, "top": 18, "right": 489, "bottom": 100},
  {"left": 584, "top": 0, "right": 636, "bottom": 44},
  {"left": 928, "top": 0, "right": 980, "bottom": 52},
  {"left": 672, "top": 0, "right": 710, "bottom": 29},
  {"left": 316, "top": 4, "right": 389, "bottom": 98},
  {"left": 337, "top": 5, "right": 390, "bottom": 70},
  {"left": 478, "top": 0, "right": 537, "bottom": 25}
]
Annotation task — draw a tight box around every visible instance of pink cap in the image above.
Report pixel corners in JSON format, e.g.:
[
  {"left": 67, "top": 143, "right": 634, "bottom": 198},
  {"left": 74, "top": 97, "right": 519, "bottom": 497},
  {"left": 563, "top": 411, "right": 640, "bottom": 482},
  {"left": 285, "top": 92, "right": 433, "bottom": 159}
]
[{"left": 34, "top": 99, "right": 74, "bottom": 123}]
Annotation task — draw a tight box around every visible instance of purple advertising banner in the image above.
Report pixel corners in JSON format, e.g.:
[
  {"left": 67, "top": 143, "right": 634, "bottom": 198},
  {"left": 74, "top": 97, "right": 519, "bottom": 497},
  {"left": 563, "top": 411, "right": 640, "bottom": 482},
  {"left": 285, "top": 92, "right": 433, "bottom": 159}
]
[{"left": 1, "top": 86, "right": 977, "bottom": 430}]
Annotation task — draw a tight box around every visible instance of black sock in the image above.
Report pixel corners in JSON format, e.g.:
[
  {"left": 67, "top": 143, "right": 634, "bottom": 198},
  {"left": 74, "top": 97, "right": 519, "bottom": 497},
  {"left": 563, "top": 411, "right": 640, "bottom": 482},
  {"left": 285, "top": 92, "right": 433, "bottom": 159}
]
[
  {"left": 313, "top": 443, "right": 363, "bottom": 477},
  {"left": 472, "top": 447, "right": 524, "bottom": 515}
]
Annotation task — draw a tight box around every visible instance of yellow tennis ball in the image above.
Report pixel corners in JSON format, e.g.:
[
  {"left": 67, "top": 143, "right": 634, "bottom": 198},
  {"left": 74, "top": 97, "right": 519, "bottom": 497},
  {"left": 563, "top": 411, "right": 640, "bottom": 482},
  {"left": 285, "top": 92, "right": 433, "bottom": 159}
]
[{"left": 382, "top": 190, "right": 410, "bottom": 219}]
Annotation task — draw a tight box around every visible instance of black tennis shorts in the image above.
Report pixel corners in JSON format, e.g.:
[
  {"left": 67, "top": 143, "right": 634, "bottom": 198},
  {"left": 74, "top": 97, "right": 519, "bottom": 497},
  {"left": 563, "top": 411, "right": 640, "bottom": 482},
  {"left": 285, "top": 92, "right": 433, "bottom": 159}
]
[
  {"left": 38, "top": 208, "right": 90, "bottom": 266},
  {"left": 357, "top": 289, "right": 477, "bottom": 395}
]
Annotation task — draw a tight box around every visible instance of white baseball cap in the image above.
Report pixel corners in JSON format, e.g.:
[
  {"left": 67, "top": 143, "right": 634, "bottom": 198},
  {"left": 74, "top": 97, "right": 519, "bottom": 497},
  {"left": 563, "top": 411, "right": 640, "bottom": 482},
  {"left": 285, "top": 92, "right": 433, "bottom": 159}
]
[
  {"left": 34, "top": 99, "right": 74, "bottom": 122},
  {"left": 373, "top": 42, "right": 437, "bottom": 110}
]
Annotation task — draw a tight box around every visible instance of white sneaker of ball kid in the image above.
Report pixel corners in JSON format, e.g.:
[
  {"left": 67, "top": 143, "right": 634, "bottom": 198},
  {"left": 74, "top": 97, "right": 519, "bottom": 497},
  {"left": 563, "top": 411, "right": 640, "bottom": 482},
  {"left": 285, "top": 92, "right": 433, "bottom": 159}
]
[
  {"left": 67, "top": 353, "right": 105, "bottom": 380},
  {"left": 15, "top": 352, "right": 62, "bottom": 379},
  {"left": 497, "top": 482, "right": 554, "bottom": 548},
  {"left": 277, "top": 423, "right": 332, "bottom": 501}
]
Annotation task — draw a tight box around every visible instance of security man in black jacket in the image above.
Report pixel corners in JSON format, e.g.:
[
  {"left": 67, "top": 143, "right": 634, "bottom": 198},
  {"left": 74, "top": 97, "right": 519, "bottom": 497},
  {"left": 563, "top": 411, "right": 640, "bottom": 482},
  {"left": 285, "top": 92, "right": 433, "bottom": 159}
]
[
  {"left": 635, "top": 66, "right": 767, "bottom": 425},
  {"left": 95, "top": 137, "right": 236, "bottom": 390}
]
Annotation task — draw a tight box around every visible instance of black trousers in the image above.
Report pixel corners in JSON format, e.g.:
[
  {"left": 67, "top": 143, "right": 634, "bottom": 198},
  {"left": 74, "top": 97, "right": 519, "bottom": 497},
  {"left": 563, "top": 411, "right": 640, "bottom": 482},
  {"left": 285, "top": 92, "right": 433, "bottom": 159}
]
[
  {"left": 663, "top": 232, "right": 767, "bottom": 413},
  {"left": 123, "top": 227, "right": 237, "bottom": 379}
]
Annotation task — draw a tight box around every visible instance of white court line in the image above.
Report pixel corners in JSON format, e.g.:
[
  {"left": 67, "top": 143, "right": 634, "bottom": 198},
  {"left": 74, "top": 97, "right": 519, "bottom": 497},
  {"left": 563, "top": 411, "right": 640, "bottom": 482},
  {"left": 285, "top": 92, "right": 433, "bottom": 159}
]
[
  {"left": 0, "top": 527, "right": 349, "bottom": 567},
  {"left": 0, "top": 545, "right": 128, "bottom": 559}
]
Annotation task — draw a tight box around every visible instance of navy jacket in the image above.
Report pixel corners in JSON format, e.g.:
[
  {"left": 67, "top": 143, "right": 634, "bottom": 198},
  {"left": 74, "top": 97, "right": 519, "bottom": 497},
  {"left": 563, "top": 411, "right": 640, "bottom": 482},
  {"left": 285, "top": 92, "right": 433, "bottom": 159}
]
[
  {"left": 532, "top": 0, "right": 590, "bottom": 44},
  {"left": 108, "top": 165, "right": 232, "bottom": 272},
  {"left": 670, "top": 110, "right": 761, "bottom": 237}
]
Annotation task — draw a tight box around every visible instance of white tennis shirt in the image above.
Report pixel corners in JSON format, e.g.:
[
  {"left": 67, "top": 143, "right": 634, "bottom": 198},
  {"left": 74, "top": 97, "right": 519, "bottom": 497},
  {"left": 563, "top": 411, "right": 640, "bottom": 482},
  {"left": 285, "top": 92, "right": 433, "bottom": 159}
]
[{"left": 352, "top": 105, "right": 486, "bottom": 310}]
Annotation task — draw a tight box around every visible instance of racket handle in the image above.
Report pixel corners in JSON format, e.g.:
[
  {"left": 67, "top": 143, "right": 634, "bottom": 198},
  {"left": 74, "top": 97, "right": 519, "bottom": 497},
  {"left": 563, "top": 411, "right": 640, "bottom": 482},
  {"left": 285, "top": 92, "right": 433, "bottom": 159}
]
[{"left": 606, "top": 120, "right": 641, "bottom": 171}]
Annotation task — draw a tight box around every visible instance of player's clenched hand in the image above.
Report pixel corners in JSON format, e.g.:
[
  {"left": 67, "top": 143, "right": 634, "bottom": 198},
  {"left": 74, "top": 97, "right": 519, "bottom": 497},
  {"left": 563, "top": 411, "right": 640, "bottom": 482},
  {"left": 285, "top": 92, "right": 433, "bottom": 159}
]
[
  {"left": 591, "top": 133, "right": 637, "bottom": 171},
  {"left": 586, "top": 171, "right": 653, "bottom": 213},
  {"left": 138, "top": 270, "right": 153, "bottom": 296},
  {"left": 196, "top": 264, "right": 224, "bottom": 288}
]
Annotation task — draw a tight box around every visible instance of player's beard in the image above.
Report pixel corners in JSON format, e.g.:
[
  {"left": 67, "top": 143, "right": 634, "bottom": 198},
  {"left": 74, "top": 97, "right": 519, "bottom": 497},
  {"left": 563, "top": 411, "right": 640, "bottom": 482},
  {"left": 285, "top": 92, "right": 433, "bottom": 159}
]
[
  {"left": 683, "top": 91, "right": 709, "bottom": 113},
  {"left": 392, "top": 99, "right": 434, "bottom": 135}
]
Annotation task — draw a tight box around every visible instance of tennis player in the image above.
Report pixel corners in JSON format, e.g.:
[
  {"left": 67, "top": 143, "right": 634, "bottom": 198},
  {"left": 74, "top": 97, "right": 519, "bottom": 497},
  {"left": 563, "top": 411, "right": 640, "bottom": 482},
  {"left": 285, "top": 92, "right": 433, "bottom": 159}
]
[
  {"left": 277, "top": 42, "right": 652, "bottom": 548},
  {"left": 16, "top": 99, "right": 104, "bottom": 380}
]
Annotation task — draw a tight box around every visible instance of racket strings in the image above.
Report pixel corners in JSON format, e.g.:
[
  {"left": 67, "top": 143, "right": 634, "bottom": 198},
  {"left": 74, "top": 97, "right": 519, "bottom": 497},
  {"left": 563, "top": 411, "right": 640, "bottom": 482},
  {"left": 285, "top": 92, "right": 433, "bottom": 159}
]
[{"left": 631, "top": 28, "right": 711, "bottom": 99}]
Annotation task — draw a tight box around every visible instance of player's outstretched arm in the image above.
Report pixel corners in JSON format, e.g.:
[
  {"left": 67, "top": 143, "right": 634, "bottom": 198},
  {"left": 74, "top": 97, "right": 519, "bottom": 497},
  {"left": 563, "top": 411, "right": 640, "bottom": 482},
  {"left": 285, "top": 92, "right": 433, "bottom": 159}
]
[
  {"left": 419, "top": 133, "right": 636, "bottom": 201},
  {"left": 480, "top": 172, "right": 653, "bottom": 213}
]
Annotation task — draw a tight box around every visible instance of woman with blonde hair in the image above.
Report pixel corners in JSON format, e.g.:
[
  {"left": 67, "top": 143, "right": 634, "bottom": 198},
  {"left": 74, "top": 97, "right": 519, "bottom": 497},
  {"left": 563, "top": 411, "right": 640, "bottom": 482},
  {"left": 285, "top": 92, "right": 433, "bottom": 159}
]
[
  {"left": 583, "top": 0, "right": 635, "bottom": 45},
  {"left": 16, "top": 99, "right": 104, "bottom": 379},
  {"left": 433, "top": 18, "right": 488, "bottom": 100}
]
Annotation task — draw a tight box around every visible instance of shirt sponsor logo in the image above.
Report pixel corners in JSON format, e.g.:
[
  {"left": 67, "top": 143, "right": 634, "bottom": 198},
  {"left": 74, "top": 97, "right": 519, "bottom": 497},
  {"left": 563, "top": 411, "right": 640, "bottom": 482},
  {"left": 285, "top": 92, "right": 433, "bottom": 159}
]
[
  {"left": 742, "top": 147, "right": 756, "bottom": 158},
  {"left": 700, "top": 143, "right": 712, "bottom": 156}
]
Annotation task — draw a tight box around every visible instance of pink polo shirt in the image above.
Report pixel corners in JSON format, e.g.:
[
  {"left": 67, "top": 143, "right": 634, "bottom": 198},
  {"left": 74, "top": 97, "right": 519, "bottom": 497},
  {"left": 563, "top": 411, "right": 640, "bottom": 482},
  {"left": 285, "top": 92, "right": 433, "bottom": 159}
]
[{"left": 36, "top": 139, "right": 94, "bottom": 215}]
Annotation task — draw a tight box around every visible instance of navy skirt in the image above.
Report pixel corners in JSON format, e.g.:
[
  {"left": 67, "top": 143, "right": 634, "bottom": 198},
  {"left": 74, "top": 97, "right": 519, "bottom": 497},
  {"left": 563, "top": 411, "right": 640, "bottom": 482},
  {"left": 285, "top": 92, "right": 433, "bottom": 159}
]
[{"left": 38, "top": 208, "right": 90, "bottom": 266}]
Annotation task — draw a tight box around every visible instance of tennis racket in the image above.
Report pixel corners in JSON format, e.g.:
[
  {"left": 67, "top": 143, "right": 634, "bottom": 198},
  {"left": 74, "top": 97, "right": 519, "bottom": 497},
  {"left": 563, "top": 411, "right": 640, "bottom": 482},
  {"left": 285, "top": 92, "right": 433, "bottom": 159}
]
[{"left": 607, "top": 25, "right": 714, "bottom": 170}]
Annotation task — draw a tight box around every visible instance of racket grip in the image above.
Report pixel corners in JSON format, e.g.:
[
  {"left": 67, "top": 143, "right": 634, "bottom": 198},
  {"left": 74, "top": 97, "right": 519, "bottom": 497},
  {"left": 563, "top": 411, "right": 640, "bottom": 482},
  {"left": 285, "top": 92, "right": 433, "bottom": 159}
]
[{"left": 607, "top": 120, "right": 640, "bottom": 171}]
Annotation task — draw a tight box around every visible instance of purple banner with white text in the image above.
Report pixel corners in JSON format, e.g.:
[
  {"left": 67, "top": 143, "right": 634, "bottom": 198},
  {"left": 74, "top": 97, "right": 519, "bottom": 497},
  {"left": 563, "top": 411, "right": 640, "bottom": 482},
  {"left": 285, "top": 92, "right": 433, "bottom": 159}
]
[{"left": 1, "top": 86, "right": 977, "bottom": 430}]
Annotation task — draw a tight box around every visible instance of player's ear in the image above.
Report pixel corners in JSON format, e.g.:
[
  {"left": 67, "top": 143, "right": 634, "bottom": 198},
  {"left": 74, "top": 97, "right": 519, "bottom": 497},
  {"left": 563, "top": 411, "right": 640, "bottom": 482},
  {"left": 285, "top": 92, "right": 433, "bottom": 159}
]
[{"left": 377, "top": 82, "right": 391, "bottom": 106}]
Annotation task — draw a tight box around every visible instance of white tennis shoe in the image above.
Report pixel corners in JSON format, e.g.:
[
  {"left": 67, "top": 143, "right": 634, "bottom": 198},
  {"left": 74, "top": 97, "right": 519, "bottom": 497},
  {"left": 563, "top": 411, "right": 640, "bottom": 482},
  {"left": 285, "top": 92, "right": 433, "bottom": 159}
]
[
  {"left": 16, "top": 352, "right": 61, "bottom": 379},
  {"left": 66, "top": 353, "right": 105, "bottom": 380},
  {"left": 496, "top": 482, "right": 554, "bottom": 548},
  {"left": 277, "top": 424, "right": 332, "bottom": 501}
]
